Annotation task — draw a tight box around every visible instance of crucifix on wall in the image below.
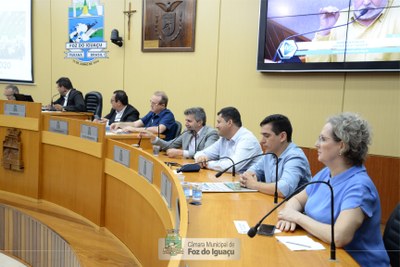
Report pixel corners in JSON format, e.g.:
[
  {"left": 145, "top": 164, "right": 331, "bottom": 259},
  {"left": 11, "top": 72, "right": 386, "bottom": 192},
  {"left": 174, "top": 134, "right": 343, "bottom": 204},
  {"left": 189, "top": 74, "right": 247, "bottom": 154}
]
[{"left": 123, "top": 2, "right": 136, "bottom": 40}]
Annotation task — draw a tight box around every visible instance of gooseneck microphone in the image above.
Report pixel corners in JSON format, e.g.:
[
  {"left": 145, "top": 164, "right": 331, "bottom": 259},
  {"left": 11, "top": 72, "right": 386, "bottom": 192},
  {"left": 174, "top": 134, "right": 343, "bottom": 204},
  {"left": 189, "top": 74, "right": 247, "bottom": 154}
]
[
  {"left": 50, "top": 93, "right": 59, "bottom": 111},
  {"left": 134, "top": 127, "right": 147, "bottom": 148},
  {"left": 215, "top": 153, "right": 265, "bottom": 178},
  {"left": 176, "top": 156, "right": 235, "bottom": 173},
  {"left": 161, "top": 129, "right": 191, "bottom": 151},
  {"left": 270, "top": 153, "right": 279, "bottom": 204},
  {"left": 215, "top": 152, "right": 279, "bottom": 203},
  {"left": 247, "top": 180, "right": 336, "bottom": 261},
  {"left": 194, "top": 132, "right": 197, "bottom": 154},
  {"left": 272, "top": 8, "right": 369, "bottom": 62}
]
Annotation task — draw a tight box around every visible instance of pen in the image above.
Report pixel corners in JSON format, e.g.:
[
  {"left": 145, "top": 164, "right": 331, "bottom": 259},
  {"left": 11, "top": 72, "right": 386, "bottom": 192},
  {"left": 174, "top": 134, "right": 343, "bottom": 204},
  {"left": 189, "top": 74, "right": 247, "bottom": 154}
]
[{"left": 285, "top": 241, "right": 311, "bottom": 248}]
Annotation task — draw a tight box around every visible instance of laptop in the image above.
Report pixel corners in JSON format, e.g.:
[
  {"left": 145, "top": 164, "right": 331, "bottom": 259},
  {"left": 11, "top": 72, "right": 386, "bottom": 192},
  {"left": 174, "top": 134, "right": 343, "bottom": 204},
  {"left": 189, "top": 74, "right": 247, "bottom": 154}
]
[{"left": 14, "top": 94, "right": 34, "bottom": 102}]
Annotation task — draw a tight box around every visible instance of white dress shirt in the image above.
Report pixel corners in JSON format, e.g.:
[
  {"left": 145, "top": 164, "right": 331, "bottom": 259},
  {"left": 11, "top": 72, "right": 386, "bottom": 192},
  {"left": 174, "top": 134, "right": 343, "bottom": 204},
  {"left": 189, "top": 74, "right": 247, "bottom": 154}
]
[
  {"left": 194, "top": 127, "right": 262, "bottom": 173},
  {"left": 114, "top": 106, "right": 127, "bottom": 123}
]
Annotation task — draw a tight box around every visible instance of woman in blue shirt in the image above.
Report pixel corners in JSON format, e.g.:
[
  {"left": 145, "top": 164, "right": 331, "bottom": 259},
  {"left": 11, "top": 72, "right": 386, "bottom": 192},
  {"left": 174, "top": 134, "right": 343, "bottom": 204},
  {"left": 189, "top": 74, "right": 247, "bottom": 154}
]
[{"left": 276, "top": 112, "right": 389, "bottom": 267}]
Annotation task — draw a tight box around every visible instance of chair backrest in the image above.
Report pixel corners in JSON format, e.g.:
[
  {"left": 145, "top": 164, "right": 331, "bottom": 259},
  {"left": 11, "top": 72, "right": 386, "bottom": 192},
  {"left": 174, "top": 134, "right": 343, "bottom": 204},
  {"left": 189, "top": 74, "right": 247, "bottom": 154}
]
[
  {"left": 85, "top": 91, "right": 103, "bottom": 119},
  {"left": 383, "top": 203, "right": 400, "bottom": 267},
  {"left": 174, "top": 121, "right": 182, "bottom": 138}
]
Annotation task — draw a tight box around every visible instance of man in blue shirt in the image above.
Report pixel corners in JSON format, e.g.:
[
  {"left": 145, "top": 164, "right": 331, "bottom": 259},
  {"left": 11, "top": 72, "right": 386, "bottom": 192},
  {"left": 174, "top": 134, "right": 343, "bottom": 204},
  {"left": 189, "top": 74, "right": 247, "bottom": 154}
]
[
  {"left": 110, "top": 91, "right": 176, "bottom": 140},
  {"left": 240, "top": 114, "right": 311, "bottom": 197}
]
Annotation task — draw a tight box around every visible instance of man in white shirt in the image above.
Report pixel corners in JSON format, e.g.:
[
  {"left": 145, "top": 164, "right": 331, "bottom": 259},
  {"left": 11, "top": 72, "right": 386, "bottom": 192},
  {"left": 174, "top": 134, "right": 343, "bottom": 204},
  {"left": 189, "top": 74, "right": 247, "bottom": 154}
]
[{"left": 194, "top": 107, "right": 262, "bottom": 173}]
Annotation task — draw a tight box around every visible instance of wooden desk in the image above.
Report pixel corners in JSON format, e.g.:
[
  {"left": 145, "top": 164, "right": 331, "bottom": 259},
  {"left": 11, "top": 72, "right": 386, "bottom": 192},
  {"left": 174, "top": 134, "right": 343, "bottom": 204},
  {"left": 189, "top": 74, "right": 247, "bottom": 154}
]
[
  {"left": 41, "top": 116, "right": 106, "bottom": 225},
  {"left": 0, "top": 100, "right": 41, "bottom": 198},
  {"left": 104, "top": 139, "right": 188, "bottom": 267},
  {"left": 155, "top": 154, "right": 358, "bottom": 266},
  {"left": 105, "top": 132, "right": 152, "bottom": 149},
  {"left": 41, "top": 110, "right": 93, "bottom": 125},
  {"left": 0, "top": 106, "right": 359, "bottom": 267}
]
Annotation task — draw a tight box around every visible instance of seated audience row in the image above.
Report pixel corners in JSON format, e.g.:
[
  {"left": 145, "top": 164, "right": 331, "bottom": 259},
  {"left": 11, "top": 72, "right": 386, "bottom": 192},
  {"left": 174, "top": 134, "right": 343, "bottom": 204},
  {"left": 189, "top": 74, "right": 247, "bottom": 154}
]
[{"left": 2, "top": 80, "right": 390, "bottom": 266}]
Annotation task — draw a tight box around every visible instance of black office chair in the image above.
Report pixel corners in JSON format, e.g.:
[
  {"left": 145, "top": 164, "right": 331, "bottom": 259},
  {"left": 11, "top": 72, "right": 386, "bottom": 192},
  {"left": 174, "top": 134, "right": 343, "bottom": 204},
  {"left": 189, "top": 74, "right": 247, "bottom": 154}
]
[
  {"left": 85, "top": 91, "right": 103, "bottom": 119},
  {"left": 383, "top": 203, "right": 400, "bottom": 267},
  {"left": 174, "top": 121, "right": 182, "bottom": 138}
]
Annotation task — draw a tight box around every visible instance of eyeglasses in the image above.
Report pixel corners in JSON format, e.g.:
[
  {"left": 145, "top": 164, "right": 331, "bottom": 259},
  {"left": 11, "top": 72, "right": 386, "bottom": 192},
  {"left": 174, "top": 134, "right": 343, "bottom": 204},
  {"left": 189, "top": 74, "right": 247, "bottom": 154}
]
[
  {"left": 317, "top": 135, "right": 332, "bottom": 143},
  {"left": 150, "top": 100, "right": 160, "bottom": 106}
]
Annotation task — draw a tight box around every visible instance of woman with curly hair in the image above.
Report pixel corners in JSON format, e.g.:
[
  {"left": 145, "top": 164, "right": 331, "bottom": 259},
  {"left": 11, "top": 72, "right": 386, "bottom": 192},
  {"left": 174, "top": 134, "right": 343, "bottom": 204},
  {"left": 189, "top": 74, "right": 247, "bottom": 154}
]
[{"left": 276, "top": 112, "right": 389, "bottom": 267}]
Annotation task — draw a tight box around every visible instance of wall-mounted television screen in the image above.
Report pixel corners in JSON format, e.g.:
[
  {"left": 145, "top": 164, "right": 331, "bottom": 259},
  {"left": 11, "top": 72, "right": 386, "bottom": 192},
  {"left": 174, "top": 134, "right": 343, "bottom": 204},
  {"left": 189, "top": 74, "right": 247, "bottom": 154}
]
[{"left": 257, "top": 0, "right": 400, "bottom": 72}]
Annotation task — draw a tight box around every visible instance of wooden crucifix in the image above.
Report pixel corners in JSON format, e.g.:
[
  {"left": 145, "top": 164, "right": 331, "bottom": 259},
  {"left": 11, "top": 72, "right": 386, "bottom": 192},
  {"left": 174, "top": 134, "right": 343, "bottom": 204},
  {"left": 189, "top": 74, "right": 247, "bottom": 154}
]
[{"left": 123, "top": 2, "right": 137, "bottom": 40}]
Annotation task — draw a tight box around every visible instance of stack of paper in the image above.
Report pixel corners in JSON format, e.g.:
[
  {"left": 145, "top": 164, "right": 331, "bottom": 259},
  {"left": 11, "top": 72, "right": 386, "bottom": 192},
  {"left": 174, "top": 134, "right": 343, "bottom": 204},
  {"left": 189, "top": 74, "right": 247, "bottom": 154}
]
[
  {"left": 275, "top": 235, "right": 325, "bottom": 251},
  {"left": 201, "top": 182, "right": 257, "bottom": 192}
]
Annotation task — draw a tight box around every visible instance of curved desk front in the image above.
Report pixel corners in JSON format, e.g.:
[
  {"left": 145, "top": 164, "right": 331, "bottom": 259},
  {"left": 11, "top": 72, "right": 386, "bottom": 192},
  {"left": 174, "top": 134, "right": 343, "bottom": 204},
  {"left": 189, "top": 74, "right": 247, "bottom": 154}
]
[
  {"left": 1, "top": 104, "right": 188, "bottom": 267},
  {"left": 0, "top": 102, "right": 357, "bottom": 267}
]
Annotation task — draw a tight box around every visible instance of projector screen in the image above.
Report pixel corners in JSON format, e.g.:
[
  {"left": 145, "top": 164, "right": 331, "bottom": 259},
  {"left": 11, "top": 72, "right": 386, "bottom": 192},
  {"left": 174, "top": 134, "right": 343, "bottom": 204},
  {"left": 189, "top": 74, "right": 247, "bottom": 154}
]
[
  {"left": 0, "top": 0, "right": 33, "bottom": 83},
  {"left": 257, "top": 0, "right": 400, "bottom": 72}
]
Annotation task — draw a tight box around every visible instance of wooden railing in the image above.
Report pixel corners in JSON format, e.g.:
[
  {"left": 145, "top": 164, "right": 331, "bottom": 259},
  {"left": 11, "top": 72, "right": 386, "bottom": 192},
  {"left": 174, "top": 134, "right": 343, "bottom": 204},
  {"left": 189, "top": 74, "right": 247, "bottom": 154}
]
[{"left": 0, "top": 204, "right": 80, "bottom": 267}]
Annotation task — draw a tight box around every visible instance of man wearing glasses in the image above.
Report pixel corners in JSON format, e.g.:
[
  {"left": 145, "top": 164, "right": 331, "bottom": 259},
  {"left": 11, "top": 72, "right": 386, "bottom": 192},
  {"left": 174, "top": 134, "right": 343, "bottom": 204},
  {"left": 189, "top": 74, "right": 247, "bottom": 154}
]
[
  {"left": 3, "top": 84, "right": 19, "bottom": 100},
  {"left": 110, "top": 91, "right": 177, "bottom": 141},
  {"left": 93, "top": 90, "right": 139, "bottom": 125}
]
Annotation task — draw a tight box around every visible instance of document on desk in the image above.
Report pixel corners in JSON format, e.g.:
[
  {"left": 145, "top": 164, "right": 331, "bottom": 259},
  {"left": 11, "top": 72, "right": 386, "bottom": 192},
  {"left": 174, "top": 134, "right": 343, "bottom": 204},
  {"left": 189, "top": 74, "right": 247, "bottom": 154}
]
[
  {"left": 200, "top": 182, "right": 257, "bottom": 192},
  {"left": 275, "top": 235, "right": 325, "bottom": 251}
]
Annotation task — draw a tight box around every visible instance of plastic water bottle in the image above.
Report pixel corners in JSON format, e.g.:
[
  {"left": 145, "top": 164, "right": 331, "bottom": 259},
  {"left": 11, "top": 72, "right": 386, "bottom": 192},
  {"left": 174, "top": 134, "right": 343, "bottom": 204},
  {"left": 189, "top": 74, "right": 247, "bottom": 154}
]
[{"left": 191, "top": 184, "right": 202, "bottom": 205}]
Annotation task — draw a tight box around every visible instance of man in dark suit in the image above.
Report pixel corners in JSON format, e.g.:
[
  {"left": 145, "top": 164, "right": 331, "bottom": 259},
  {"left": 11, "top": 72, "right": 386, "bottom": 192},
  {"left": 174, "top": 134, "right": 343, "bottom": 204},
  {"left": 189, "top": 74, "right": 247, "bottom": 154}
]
[
  {"left": 149, "top": 107, "right": 219, "bottom": 158},
  {"left": 52, "top": 77, "right": 86, "bottom": 112},
  {"left": 95, "top": 90, "right": 139, "bottom": 125}
]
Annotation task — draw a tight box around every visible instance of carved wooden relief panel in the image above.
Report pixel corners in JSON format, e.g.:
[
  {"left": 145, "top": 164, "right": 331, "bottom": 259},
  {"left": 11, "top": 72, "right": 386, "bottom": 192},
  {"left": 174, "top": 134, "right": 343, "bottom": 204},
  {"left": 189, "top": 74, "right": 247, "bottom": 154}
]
[
  {"left": 142, "top": 0, "right": 196, "bottom": 51},
  {"left": 2, "top": 128, "right": 24, "bottom": 171}
]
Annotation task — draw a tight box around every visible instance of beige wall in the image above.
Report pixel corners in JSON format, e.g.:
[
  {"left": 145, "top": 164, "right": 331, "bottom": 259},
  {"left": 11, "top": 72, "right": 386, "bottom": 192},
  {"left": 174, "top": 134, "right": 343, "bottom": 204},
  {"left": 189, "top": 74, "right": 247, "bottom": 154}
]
[{"left": 8, "top": 0, "right": 400, "bottom": 157}]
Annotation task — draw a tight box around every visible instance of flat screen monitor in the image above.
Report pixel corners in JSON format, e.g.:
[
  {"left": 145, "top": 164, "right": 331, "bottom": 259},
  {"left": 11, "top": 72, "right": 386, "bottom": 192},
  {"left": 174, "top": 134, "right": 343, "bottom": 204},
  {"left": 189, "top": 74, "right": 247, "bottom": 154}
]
[
  {"left": 257, "top": 0, "right": 400, "bottom": 72},
  {"left": 14, "top": 94, "right": 34, "bottom": 102}
]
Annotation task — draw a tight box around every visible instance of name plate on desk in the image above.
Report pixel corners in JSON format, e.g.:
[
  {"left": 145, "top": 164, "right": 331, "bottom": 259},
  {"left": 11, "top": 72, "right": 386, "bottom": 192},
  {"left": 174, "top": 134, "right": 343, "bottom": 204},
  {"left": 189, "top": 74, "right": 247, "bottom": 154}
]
[
  {"left": 138, "top": 155, "right": 154, "bottom": 183},
  {"left": 80, "top": 125, "right": 98, "bottom": 142},
  {"left": 113, "top": 146, "right": 130, "bottom": 167},
  {"left": 161, "top": 173, "right": 172, "bottom": 209},
  {"left": 49, "top": 120, "right": 68, "bottom": 135},
  {"left": 4, "top": 104, "right": 26, "bottom": 117}
]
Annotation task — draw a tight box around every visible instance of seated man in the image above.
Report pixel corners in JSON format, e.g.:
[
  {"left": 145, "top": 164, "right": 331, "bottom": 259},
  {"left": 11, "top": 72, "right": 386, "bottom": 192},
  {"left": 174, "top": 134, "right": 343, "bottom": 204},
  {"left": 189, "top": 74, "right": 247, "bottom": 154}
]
[
  {"left": 94, "top": 90, "right": 139, "bottom": 125},
  {"left": 194, "top": 107, "right": 262, "bottom": 172},
  {"left": 240, "top": 114, "right": 311, "bottom": 197},
  {"left": 110, "top": 91, "right": 176, "bottom": 141},
  {"left": 3, "top": 84, "right": 19, "bottom": 100},
  {"left": 149, "top": 107, "right": 219, "bottom": 158},
  {"left": 51, "top": 77, "right": 86, "bottom": 111}
]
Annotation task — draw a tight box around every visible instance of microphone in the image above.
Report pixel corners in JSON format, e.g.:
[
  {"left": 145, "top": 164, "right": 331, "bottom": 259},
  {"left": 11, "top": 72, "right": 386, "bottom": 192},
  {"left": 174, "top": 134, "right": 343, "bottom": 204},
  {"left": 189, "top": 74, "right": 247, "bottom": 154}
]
[
  {"left": 194, "top": 131, "right": 198, "bottom": 154},
  {"left": 273, "top": 8, "right": 369, "bottom": 62},
  {"left": 133, "top": 127, "right": 147, "bottom": 148},
  {"left": 215, "top": 152, "right": 279, "bottom": 203},
  {"left": 176, "top": 156, "right": 235, "bottom": 173},
  {"left": 50, "top": 93, "right": 59, "bottom": 111},
  {"left": 161, "top": 129, "right": 191, "bottom": 151},
  {"left": 247, "top": 180, "right": 336, "bottom": 261},
  {"left": 210, "top": 156, "right": 236, "bottom": 176}
]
